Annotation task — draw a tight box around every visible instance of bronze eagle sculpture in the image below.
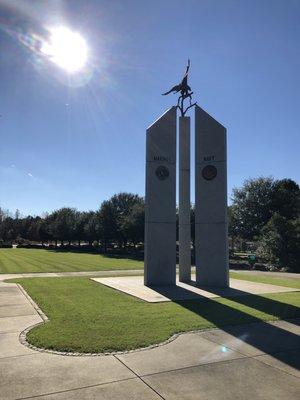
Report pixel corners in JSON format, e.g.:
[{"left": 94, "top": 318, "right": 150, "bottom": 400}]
[{"left": 162, "top": 60, "right": 196, "bottom": 116}]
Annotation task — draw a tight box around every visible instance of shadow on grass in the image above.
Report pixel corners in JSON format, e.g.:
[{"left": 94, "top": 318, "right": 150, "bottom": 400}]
[{"left": 151, "top": 283, "right": 300, "bottom": 369}]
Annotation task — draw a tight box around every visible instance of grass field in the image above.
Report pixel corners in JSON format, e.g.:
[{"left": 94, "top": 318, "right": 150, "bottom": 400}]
[
  {"left": 11, "top": 275, "right": 300, "bottom": 353},
  {"left": 0, "top": 248, "right": 143, "bottom": 273}
]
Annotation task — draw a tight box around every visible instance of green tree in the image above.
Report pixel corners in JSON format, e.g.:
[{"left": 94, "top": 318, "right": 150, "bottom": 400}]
[
  {"left": 75, "top": 211, "right": 89, "bottom": 246},
  {"left": 47, "top": 208, "right": 78, "bottom": 246},
  {"left": 26, "top": 217, "right": 41, "bottom": 242},
  {"left": 228, "top": 205, "right": 240, "bottom": 252},
  {"left": 83, "top": 211, "right": 99, "bottom": 246},
  {"left": 0, "top": 215, "right": 15, "bottom": 243},
  {"left": 36, "top": 219, "right": 51, "bottom": 245},
  {"left": 231, "top": 177, "right": 274, "bottom": 240},
  {"left": 0, "top": 208, "right": 10, "bottom": 243},
  {"left": 270, "top": 179, "right": 300, "bottom": 220},
  {"left": 122, "top": 202, "right": 145, "bottom": 247},
  {"left": 257, "top": 214, "right": 300, "bottom": 272},
  {"left": 98, "top": 201, "right": 117, "bottom": 252},
  {"left": 109, "top": 193, "right": 144, "bottom": 248},
  {"left": 0, "top": 207, "right": 10, "bottom": 223}
]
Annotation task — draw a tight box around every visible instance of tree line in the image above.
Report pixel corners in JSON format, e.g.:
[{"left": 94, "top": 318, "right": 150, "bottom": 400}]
[
  {"left": 0, "top": 193, "right": 145, "bottom": 252},
  {"left": 0, "top": 177, "right": 299, "bottom": 271}
]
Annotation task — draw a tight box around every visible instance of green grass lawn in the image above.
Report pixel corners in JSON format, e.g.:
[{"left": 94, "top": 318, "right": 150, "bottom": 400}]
[
  {"left": 0, "top": 248, "right": 143, "bottom": 274},
  {"left": 11, "top": 275, "right": 300, "bottom": 353}
]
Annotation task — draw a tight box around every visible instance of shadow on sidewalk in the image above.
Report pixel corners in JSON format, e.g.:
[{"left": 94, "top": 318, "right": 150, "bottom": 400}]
[{"left": 150, "top": 282, "right": 300, "bottom": 369}]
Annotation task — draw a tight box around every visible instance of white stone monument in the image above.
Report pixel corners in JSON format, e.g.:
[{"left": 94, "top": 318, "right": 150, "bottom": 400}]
[
  {"left": 144, "top": 107, "right": 177, "bottom": 286},
  {"left": 195, "top": 105, "right": 229, "bottom": 287},
  {"left": 145, "top": 61, "right": 228, "bottom": 289}
]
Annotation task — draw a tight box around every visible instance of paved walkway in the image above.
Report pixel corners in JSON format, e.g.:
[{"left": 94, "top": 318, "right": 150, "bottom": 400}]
[
  {"left": 1, "top": 268, "right": 299, "bottom": 282},
  {"left": 0, "top": 280, "right": 299, "bottom": 399},
  {"left": 232, "top": 269, "right": 300, "bottom": 278},
  {"left": 0, "top": 269, "right": 144, "bottom": 281},
  {"left": 92, "top": 275, "right": 298, "bottom": 302}
]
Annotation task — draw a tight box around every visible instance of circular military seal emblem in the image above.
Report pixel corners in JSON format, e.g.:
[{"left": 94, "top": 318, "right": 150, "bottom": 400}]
[
  {"left": 155, "top": 165, "right": 170, "bottom": 180},
  {"left": 202, "top": 165, "right": 217, "bottom": 181}
]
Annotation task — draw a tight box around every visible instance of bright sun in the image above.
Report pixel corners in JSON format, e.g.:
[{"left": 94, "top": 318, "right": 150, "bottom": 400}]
[{"left": 41, "top": 27, "right": 88, "bottom": 73}]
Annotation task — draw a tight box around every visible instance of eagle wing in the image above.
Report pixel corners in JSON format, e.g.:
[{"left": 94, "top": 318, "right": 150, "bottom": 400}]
[{"left": 162, "top": 84, "right": 181, "bottom": 95}]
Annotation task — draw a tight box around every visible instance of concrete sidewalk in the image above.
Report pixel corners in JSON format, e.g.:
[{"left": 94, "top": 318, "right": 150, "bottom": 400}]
[
  {"left": 231, "top": 269, "right": 300, "bottom": 278},
  {"left": 0, "top": 269, "right": 144, "bottom": 282},
  {"left": 92, "top": 275, "right": 298, "bottom": 302},
  {"left": 1, "top": 268, "right": 299, "bottom": 282},
  {"left": 0, "top": 281, "right": 299, "bottom": 399}
]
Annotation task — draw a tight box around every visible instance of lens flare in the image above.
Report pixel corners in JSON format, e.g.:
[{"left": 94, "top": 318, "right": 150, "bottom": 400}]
[{"left": 41, "top": 26, "right": 88, "bottom": 73}]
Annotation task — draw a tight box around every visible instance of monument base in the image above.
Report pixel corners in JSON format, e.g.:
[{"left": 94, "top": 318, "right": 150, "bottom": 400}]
[{"left": 91, "top": 276, "right": 296, "bottom": 303}]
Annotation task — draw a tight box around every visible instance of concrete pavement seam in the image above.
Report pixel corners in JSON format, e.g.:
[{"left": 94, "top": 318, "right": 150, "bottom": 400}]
[
  {"left": 141, "top": 354, "right": 289, "bottom": 380},
  {"left": 252, "top": 350, "right": 300, "bottom": 380},
  {"left": 0, "top": 313, "right": 36, "bottom": 319},
  {"left": 193, "top": 331, "right": 262, "bottom": 358},
  {"left": 14, "top": 376, "right": 138, "bottom": 400},
  {"left": 0, "top": 352, "right": 36, "bottom": 361},
  {"left": 139, "top": 354, "right": 250, "bottom": 378},
  {"left": 194, "top": 324, "right": 300, "bottom": 359},
  {"left": 114, "top": 354, "right": 166, "bottom": 400},
  {"left": 136, "top": 346, "right": 300, "bottom": 382}
]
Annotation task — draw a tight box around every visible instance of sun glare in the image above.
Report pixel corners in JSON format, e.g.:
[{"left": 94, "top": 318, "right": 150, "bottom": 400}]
[{"left": 41, "top": 27, "right": 88, "bottom": 73}]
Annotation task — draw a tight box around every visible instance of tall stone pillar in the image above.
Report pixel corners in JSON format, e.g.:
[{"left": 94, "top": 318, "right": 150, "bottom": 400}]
[
  {"left": 179, "top": 116, "right": 191, "bottom": 282},
  {"left": 195, "top": 105, "right": 229, "bottom": 287},
  {"left": 144, "top": 107, "right": 177, "bottom": 286}
]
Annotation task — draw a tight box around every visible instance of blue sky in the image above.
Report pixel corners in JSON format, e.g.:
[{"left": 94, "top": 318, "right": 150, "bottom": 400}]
[{"left": 0, "top": 0, "right": 299, "bottom": 216}]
